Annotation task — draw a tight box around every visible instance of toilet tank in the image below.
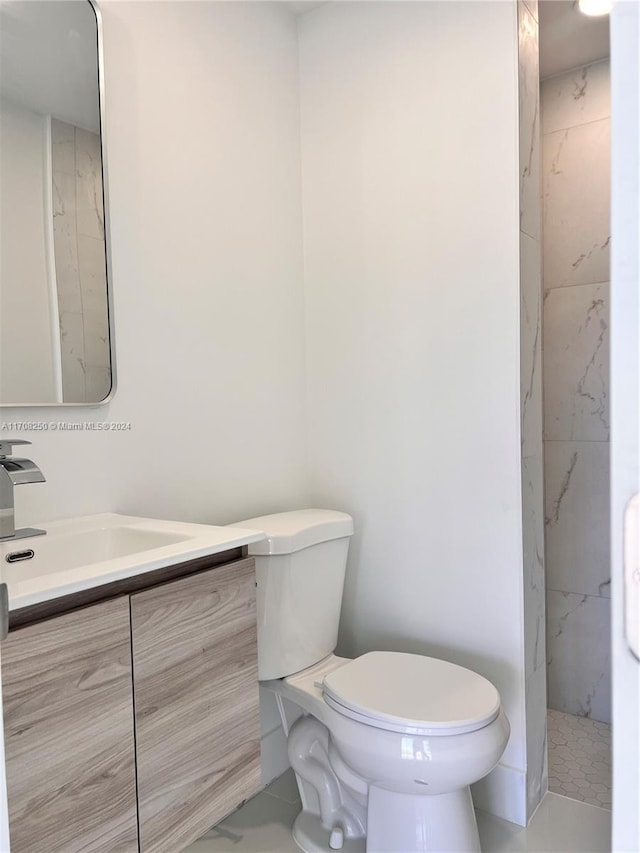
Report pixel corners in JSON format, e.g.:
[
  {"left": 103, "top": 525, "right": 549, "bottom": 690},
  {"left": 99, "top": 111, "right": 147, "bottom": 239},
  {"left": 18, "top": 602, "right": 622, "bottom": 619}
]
[{"left": 230, "top": 509, "right": 354, "bottom": 681}]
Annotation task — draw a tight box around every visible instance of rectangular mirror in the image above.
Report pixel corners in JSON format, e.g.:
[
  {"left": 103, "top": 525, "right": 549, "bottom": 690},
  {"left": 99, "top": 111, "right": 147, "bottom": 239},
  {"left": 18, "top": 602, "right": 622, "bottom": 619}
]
[{"left": 0, "top": 0, "right": 114, "bottom": 405}]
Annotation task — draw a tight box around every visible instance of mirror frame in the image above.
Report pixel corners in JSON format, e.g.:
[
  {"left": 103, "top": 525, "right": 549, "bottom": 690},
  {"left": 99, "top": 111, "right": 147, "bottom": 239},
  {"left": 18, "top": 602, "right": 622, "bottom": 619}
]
[{"left": 1, "top": 0, "right": 116, "bottom": 408}]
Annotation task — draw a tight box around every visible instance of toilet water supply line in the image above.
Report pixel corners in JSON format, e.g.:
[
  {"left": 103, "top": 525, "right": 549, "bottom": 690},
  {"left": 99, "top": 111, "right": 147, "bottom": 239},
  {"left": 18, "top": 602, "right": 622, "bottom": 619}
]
[{"left": 287, "top": 716, "right": 367, "bottom": 846}]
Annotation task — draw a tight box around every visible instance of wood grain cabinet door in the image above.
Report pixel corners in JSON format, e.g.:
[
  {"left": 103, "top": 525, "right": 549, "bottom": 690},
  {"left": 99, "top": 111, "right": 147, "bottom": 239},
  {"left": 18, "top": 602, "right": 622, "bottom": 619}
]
[
  {"left": 131, "top": 557, "right": 261, "bottom": 853},
  {"left": 2, "top": 597, "right": 138, "bottom": 853}
]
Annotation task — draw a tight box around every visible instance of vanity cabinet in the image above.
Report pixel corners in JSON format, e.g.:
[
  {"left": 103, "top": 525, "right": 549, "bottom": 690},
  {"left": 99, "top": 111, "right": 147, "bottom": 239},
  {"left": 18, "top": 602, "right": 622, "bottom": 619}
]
[
  {"left": 2, "top": 597, "right": 138, "bottom": 853},
  {"left": 131, "top": 557, "right": 261, "bottom": 852},
  {"left": 2, "top": 554, "right": 261, "bottom": 853}
]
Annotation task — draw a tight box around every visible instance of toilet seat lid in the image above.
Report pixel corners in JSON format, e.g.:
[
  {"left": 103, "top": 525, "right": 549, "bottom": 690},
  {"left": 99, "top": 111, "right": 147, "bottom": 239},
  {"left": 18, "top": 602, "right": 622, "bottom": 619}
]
[{"left": 322, "top": 652, "right": 501, "bottom": 736}]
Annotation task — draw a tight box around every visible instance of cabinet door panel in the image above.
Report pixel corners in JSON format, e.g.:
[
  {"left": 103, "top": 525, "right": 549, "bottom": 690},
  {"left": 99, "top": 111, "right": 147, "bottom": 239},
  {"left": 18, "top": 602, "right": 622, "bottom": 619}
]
[
  {"left": 131, "top": 557, "right": 261, "bottom": 852},
  {"left": 2, "top": 597, "right": 138, "bottom": 853}
]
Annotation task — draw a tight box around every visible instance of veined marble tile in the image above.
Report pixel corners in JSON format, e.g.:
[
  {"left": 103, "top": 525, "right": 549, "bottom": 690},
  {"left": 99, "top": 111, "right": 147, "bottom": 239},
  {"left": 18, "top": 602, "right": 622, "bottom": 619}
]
[
  {"left": 546, "top": 590, "right": 611, "bottom": 723},
  {"left": 521, "top": 233, "right": 543, "bottom": 458},
  {"left": 519, "top": 2, "right": 541, "bottom": 241},
  {"left": 523, "top": 0, "right": 538, "bottom": 22},
  {"left": 59, "top": 311, "right": 86, "bottom": 403},
  {"left": 52, "top": 171, "right": 82, "bottom": 314},
  {"left": 542, "top": 61, "right": 610, "bottom": 135},
  {"left": 545, "top": 440, "right": 610, "bottom": 598},
  {"left": 75, "top": 127, "right": 105, "bottom": 241},
  {"left": 51, "top": 119, "right": 109, "bottom": 404},
  {"left": 522, "top": 455, "right": 546, "bottom": 676},
  {"left": 525, "top": 664, "right": 548, "bottom": 819},
  {"left": 543, "top": 119, "right": 610, "bottom": 288},
  {"left": 75, "top": 126, "right": 101, "bottom": 164},
  {"left": 51, "top": 118, "right": 75, "bottom": 176},
  {"left": 77, "top": 234, "right": 108, "bottom": 311},
  {"left": 543, "top": 283, "right": 609, "bottom": 441},
  {"left": 82, "top": 307, "right": 110, "bottom": 369},
  {"left": 52, "top": 169, "right": 76, "bottom": 221}
]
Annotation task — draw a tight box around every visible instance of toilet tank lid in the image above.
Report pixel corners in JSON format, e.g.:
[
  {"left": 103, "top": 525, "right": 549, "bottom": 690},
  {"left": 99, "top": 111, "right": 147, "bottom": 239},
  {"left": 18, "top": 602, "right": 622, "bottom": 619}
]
[{"left": 230, "top": 509, "right": 353, "bottom": 555}]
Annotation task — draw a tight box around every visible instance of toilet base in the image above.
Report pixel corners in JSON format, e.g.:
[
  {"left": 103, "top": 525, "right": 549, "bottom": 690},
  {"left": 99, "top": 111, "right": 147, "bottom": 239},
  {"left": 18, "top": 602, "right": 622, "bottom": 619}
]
[
  {"left": 292, "top": 787, "right": 480, "bottom": 853},
  {"left": 366, "top": 785, "right": 481, "bottom": 853},
  {"left": 292, "top": 810, "right": 366, "bottom": 853}
]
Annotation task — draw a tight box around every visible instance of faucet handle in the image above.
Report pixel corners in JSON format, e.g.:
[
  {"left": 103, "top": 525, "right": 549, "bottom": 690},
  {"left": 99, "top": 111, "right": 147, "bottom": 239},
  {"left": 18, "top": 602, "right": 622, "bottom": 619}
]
[{"left": 0, "top": 439, "right": 32, "bottom": 459}]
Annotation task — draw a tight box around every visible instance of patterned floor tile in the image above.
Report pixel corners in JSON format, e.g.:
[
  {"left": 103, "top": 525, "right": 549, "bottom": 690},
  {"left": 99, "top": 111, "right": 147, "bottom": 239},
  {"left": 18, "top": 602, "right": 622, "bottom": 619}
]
[{"left": 547, "top": 708, "right": 611, "bottom": 808}]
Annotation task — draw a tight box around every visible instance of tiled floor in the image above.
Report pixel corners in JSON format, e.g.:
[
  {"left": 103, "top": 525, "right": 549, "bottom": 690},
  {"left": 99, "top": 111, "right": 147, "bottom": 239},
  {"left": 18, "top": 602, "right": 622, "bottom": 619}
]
[
  {"left": 547, "top": 708, "right": 612, "bottom": 809},
  {"left": 186, "top": 768, "right": 611, "bottom": 853}
]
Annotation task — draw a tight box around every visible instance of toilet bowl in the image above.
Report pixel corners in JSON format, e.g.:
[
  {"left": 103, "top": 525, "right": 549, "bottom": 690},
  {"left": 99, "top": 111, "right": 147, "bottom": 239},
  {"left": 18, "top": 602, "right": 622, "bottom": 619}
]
[{"left": 232, "top": 510, "right": 510, "bottom": 853}]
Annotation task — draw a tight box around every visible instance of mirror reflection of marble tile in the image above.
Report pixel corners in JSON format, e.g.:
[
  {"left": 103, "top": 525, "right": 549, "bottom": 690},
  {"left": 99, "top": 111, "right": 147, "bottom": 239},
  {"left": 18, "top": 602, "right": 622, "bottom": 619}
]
[
  {"left": 52, "top": 167, "right": 77, "bottom": 219},
  {"left": 59, "top": 311, "right": 86, "bottom": 402},
  {"left": 52, "top": 183, "right": 83, "bottom": 315},
  {"left": 49, "top": 115, "right": 109, "bottom": 402},
  {"left": 546, "top": 590, "right": 611, "bottom": 724},
  {"left": 51, "top": 118, "right": 75, "bottom": 175},
  {"left": 76, "top": 127, "right": 104, "bottom": 240},
  {"left": 77, "top": 234, "right": 107, "bottom": 311},
  {"left": 545, "top": 440, "right": 610, "bottom": 599},
  {"left": 543, "top": 283, "right": 609, "bottom": 442},
  {"left": 83, "top": 308, "right": 110, "bottom": 369}
]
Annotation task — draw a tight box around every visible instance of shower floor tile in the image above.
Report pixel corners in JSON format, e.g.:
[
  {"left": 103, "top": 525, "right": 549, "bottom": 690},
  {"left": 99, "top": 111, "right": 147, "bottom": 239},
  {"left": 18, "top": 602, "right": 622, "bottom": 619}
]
[{"left": 548, "top": 708, "right": 612, "bottom": 809}]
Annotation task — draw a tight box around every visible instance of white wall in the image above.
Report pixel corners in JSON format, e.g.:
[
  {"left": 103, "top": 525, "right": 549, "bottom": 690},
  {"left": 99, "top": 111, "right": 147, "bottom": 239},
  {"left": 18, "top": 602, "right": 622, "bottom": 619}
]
[
  {"left": 2, "top": 0, "right": 308, "bottom": 526},
  {"left": 299, "top": 1, "right": 526, "bottom": 823},
  {"left": 0, "top": 99, "right": 56, "bottom": 403}
]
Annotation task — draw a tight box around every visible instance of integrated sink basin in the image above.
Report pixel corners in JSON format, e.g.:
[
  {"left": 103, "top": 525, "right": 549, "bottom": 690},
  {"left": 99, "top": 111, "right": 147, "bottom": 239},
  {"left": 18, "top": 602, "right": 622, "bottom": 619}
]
[{"left": 0, "top": 513, "right": 266, "bottom": 611}]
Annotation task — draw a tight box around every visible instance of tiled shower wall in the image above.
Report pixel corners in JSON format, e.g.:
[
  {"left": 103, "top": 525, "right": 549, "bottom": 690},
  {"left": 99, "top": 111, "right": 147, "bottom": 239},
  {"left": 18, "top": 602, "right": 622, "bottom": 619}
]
[
  {"left": 542, "top": 61, "right": 611, "bottom": 723},
  {"left": 51, "top": 118, "right": 111, "bottom": 403},
  {"left": 518, "top": 0, "right": 548, "bottom": 819}
]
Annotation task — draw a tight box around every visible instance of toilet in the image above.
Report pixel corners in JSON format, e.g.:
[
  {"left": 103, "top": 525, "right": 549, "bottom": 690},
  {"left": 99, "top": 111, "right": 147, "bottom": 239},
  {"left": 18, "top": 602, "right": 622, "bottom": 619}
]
[{"left": 232, "top": 509, "right": 510, "bottom": 853}]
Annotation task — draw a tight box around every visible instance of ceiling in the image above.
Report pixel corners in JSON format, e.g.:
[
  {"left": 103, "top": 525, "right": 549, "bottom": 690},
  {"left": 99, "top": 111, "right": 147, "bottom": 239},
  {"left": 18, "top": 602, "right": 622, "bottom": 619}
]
[{"left": 539, "top": 0, "right": 610, "bottom": 79}]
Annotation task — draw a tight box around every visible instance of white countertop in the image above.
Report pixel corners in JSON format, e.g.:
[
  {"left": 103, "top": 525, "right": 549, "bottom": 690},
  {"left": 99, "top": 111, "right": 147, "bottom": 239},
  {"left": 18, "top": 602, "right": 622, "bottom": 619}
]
[{"left": 0, "top": 513, "right": 266, "bottom": 611}]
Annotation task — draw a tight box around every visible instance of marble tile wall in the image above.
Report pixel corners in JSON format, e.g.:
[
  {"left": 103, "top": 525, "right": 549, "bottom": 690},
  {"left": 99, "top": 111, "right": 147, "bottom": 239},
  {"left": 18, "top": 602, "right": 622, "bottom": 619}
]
[
  {"left": 518, "top": 0, "right": 547, "bottom": 820},
  {"left": 541, "top": 60, "right": 611, "bottom": 724},
  {"left": 51, "top": 118, "right": 110, "bottom": 403}
]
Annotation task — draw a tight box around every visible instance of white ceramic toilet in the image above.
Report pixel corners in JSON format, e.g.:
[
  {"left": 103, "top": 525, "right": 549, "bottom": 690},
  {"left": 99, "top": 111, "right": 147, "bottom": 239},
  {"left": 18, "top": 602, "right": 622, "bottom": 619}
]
[{"left": 232, "top": 509, "right": 510, "bottom": 853}]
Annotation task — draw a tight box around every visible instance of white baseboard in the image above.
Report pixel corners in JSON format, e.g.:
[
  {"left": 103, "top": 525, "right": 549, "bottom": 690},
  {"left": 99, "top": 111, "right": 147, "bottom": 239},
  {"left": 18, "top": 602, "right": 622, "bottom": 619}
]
[{"left": 472, "top": 763, "right": 527, "bottom": 827}]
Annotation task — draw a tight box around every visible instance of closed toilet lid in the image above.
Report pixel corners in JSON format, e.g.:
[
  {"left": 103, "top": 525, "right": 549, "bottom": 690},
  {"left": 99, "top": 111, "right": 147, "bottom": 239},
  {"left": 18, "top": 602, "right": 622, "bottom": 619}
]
[{"left": 322, "top": 652, "right": 501, "bottom": 736}]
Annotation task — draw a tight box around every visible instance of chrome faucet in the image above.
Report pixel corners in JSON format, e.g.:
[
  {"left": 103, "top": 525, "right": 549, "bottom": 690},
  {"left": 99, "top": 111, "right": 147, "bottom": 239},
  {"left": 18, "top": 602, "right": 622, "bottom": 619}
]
[{"left": 0, "top": 440, "right": 46, "bottom": 541}]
